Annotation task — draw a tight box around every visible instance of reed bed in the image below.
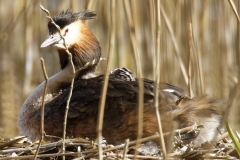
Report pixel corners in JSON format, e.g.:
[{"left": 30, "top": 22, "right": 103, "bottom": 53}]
[{"left": 0, "top": 0, "right": 240, "bottom": 159}]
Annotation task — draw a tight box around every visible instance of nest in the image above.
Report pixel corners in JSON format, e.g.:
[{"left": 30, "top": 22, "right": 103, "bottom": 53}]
[{"left": 0, "top": 125, "right": 238, "bottom": 160}]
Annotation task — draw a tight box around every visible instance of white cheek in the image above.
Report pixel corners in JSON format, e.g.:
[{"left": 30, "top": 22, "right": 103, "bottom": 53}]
[
  {"left": 65, "top": 30, "right": 80, "bottom": 46},
  {"left": 62, "top": 21, "right": 81, "bottom": 46}
]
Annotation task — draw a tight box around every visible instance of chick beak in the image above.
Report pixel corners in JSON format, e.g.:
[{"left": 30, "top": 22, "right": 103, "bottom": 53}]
[{"left": 40, "top": 35, "right": 62, "bottom": 48}]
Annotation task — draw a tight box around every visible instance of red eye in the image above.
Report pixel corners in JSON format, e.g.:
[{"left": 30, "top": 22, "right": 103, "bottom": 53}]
[{"left": 64, "top": 29, "right": 68, "bottom": 36}]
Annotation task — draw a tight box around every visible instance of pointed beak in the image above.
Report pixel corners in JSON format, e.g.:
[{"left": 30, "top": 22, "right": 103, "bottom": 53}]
[{"left": 40, "top": 35, "right": 62, "bottom": 48}]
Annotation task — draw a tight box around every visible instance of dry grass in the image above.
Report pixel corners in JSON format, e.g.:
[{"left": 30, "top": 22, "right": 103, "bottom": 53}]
[{"left": 0, "top": 0, "right": 240, "bottom": 159}]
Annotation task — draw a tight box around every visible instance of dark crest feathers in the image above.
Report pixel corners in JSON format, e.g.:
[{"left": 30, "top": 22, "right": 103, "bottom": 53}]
[{"left": 48, "top": 10, "right": 97, "bottom": 34}]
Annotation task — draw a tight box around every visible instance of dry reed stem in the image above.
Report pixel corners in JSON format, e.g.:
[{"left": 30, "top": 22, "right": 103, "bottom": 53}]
[
  {"left": 221, "top": 83, "right": 240, "bottom": 127},
  {"left": 97, "top": 1, "right": 116, "bottom": 160},
  {"left": 187, "top": 23, "right": 193, "bottom": 98},
  {"left": 228, "top": 0, "right": 240, "bottom": 23},
  {"left": 215, "top": 132, "right": 229, "bottom": 142},
  {"left": 0, "top": 136, "right": 26, "bottom": 149},
  {"left": 149, "top": 0, "right": 156, "bottom": 79},
  {"left": 86, "top": 0, "right": 94, "bottom": 10},
  {"left": 123, "top": 1, "right": 144, "bottom": 159},
  {"left": 154, "top": 0, "right": 167, "bottom": 158},
  {"left": 103, "top": 153, "right": 162, "bottom": 160},
  {"left": 122, "top": 139, "right": 130, "bottom": 160},
  {"left": 0, "top": 140, "right": 93, "bottom": 154},
  {"left": 40, "top": 5, "right": 76, "bottom": 160},
  {"left": 194, "top": 38, "right": 203, "bottom": 95},
  {"left": 160, "top": 4, "right": 188, "bottom": 85},
  {"left": 0, "top": 152, "right": 84, "bottom": 160},
  {"left": 122, "top": 139, "right": 129, "bottom": 160},
  {"left": 33, "top": 58, "right": 48, "bottom": 160}
]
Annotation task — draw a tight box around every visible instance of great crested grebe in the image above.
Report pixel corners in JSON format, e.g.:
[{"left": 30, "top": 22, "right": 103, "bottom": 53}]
[{"left": 18, "top": 10, "right": 223, "bottom": 146}]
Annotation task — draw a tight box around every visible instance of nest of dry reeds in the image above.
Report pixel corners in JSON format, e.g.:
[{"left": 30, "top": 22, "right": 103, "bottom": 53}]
[
  {"left": 1, "top": 0, "right": 240, "bottom": 159},
  {"left": 0, "top": 126, "right": 238, "bottom": 159}
]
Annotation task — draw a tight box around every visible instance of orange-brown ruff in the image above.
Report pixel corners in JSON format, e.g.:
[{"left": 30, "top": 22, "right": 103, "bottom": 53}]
[{"left": 18, "top": 10, "right": 223, "bottom": 146}]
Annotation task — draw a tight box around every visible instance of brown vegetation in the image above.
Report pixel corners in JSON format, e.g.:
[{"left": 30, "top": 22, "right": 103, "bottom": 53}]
[{"left": 0, "top": 0, "right": 240, "bottom": 159}]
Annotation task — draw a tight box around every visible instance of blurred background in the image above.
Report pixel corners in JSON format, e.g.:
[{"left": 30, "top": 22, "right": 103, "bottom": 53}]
[{"left": 0, "top": 0, "right": 239, "bottom": 138}]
